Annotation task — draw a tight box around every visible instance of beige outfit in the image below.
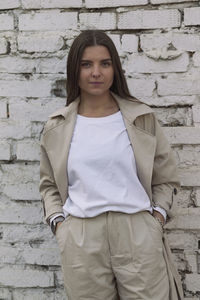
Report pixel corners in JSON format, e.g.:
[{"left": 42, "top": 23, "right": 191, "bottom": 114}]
[{"left": 40, "top": 92, "right": 184, "bottom": 300}]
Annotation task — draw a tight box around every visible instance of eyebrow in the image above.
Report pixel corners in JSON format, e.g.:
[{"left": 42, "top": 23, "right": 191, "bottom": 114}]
[{"left": 81, "top": 58, "right": 112, "bottom": 62}]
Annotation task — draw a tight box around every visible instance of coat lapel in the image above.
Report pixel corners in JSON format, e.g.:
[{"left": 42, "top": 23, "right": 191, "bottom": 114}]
[
  {"left": 46, "top": 97, "right": 80, "bottom": 203},
  {"left": 113, "top": 93, "right": 156, "bottom": 201}
]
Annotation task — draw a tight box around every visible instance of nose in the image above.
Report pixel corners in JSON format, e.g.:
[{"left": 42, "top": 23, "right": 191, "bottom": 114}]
[{"left": 91, "top": 65, "right": 101, "bottom": 78}]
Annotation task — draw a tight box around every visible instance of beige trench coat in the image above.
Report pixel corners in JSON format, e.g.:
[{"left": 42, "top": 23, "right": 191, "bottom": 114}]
[{"left": 40, "top": 92, "right": 184, "bottom": 300}]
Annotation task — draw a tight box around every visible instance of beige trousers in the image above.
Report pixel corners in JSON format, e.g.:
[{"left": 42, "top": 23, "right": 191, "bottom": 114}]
[{"left": 56, "top": 211, "right": 169, "bottom": 300}]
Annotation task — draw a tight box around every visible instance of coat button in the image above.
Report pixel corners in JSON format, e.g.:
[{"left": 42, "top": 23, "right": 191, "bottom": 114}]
[{"left": 174, "top": 188, "right": 177, "bottom": 195}]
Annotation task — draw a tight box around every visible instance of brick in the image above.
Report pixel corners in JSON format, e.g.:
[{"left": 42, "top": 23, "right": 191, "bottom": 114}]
[
  {"left": 0, "top": 165, "right": 39, "bottom": 185},
  {"left": 0, "top": 56, "right": 36, "bottom": 73},
  {"left": 35, "top": 57, "right": 67, "bottom": 74},
  {"left": 118, "top": 9, "right": 181, "bottom": 29},
  {"left": 121, "top": 34, "right": 138, "bottom": 52},
  {"left": 21, "top": 0, "right": 82, "bottom": 8},
  {"left": 0, "top": 141, "right": 11, "bottom": 160},
  {"left": 124, "top": 52, "right": 189, "bottom": 74},
  {"left": 194, "top": 189, "right": 200, "bottom": 207},
  {"left": 167, "top": 231, "right": 198, "bottom": 251},
  {"left": 141, "top": 33, "right": 200, "bottom": 52},
  {"left": 192, "top": 104, "right": 200, "bottom": 124},
  {"left": 179, "top": 168, "right": 200, "bottom": 187},
  {"left": 19, "top": 11, "right": 78, "bottom": 31},
  {"left": 0, "top": 245, "right": 20, "bottom": 264},
  {"left": 21, "top": 0, "right": 41, "bottom": 8},
  {"left": 0, "top": 120, "right": 31, "bottom": 139},
  {"left": 42, "top": 0, "right": 82, "bottom": 8},
  {"left": 0, "top": 288, "right": 12, "bottom": 300},
  {"left": 16, "top": 140, "right": 40, "bottom": 161},
  {"left": 0, "top": 79, "right": 52, "bottom": 97},
  {"left": 173, "top": 34, "right": 200, "bottom": 52},
  {"left": 55, "top": 270, "right": 64, "bottom": 286},
  {"left": 193, "top": 52, "right": 200, "bottom": 67},
  {"left": 0, "top": 0, "right": 20, "bottom": 9},
  {"left": 165, "top": 208, "right": 200, "bottom": 229},
  {"left": 85, "top": 0, "right": 148, "bottom": 7},
  {"left": 151, "top": 0, "right": 198, "bottom": 3},
  {"left": 157, "top": 77, "right": 200, "bottom": 96},
  {"left": 184, "top": 251, "right": 198, "bottom": 273},
  {"left": 185, "top": 273, "right": 200, "bottom": 292},
  {"left": 127, "top": 78, "right": 156, "bottom": 97},
  {"left": 0, "top": 14, "right": 14, "bottom": 31},
  {"left": 107, "top": 34, "right": 122, "bottom": 55},
  {"left": 12, "top": 289, "right": 56, "bottom": 300},
  {"left": 2, "top": 183, "right": 41, "bottom": 200},
  {"left": 140, "top": 95, "right": 197, "bottom": 107},
  {"left": 0, "top": 200, "right": 42, "bottom": 224},
  {"left": 153, "top": 107, "right": 192, "bottom": 126},
  {"left": 163, "top": 127, "right": 200, "bottom": 145},
  {"left": 0, "top": 100, "right": 7, "bottom": 118},
  {"left": 79, "top": 13, "right": 116, "bottom": 30},
  {"left": 127, "top": 78, "right": 156, "bottom": 99},
  {"left": 20, "top": 246, "right": 61, "bottom": 265},
  {"left": 170, "top": 187, "right": 192, "bottom": 208},
  {"left": 0, "top": 56, "right": 66, "bottom": 74},
  {"left": 2, "top": 224, "right": 51, "bottom": 243},
  {"left": 9, "top": 98, "right": 66, "bottom": 121},
  {"left": 140, "top": 33, "right": 171, "bottom": 51},
  {"left": 18, "top": 33, "right": 64, "bottom": 53},
  {"left": 31, "top": 122, "right": 45, "bottom": 139},
  {"left": 184, "top": 7, "right": 200, "bottom": 26},
  {"left": 0, "top": 37, "right": 7, "bottom": 54},
  {"left": 174, "top": 145, "right": 200, "bottom": 168},
  {"left": 0, "top": 266, "right": 54, "bottom": 287}
]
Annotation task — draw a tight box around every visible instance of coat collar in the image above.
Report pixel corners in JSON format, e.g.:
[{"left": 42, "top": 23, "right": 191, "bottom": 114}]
[{"left": 49, "top": 92, "right": 153, "bottom": 124}]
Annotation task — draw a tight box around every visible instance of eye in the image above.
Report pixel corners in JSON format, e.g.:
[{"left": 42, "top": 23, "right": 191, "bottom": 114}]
[
  {"left": 102, "top": 61, "right": 111, "bottom": 67},
  {"left": 81, "top": 62, "right": 91, "bottom": 68}
]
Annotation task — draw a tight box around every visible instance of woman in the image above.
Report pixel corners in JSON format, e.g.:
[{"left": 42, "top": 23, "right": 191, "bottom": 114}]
[{"left": 40, "top": 30, "right": 184, "bottom": 300}]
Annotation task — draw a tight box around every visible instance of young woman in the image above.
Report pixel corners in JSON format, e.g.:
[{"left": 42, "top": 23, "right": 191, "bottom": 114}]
[{"left": 40, "top": 30, "right": 184, "bottom": 300}]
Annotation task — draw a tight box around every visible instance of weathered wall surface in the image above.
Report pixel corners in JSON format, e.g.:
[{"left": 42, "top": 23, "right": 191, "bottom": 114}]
[{"left": 0, "top": 0, "right": 200, "bottom": 299}]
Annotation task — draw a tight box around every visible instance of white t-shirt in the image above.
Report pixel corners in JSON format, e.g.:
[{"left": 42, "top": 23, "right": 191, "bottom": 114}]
[{"left": 62, "top": 110, "right": 153, "bottom": 218}]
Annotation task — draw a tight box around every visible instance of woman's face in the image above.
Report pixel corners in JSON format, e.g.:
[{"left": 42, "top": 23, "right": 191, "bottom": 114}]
[{"left": 78, "top": 45, "right": 114, "bottom": 98}]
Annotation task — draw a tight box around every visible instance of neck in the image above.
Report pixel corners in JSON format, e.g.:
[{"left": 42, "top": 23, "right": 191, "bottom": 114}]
[{"left": 78, "top": 91, "right": 119, "bottom": 117}]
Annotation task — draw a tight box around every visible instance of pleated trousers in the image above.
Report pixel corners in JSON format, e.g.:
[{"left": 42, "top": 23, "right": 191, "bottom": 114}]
[{"left": 56, "top": 210, "right": 169, "bottom": 300}]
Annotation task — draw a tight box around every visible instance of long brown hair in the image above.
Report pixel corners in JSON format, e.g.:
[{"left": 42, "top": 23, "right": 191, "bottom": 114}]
[{"left": 66, "top": 30, "right": 134, "bottom": 106}]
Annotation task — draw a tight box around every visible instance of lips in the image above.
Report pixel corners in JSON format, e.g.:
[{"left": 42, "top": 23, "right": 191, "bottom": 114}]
[{"left": 89, "top": 82, "right": 103, "bottom": 84}]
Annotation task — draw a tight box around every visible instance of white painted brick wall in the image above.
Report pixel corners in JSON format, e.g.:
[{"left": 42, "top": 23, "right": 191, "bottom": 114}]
[
  {"left": 0, "top": 99, "right": 7, "bottom": 118},
  {"left": 123, "top": 52, "right": 189, "bottom": 74},
  {"left": 19, "top": 11, "right": 78, "bottom": 31},
  {"left": 0, "top": 142, "right": 11, "bottom": 160},
  {"left": 0, "top": 37, "right": 8, "bottom": 54},
  {"left": 79, "top": 13, "right": 116, "bottom": 30},
  {"left": 17, "top": 33, "right": 64, "bottom": 53},
  {"left": 0, "top": 79, "right": 52, "bottom": 97},
  {"left": 0, "top": 14, "right": 14, "bottom": 31},
  {"left": 157, "top": 77, "right": 200, "bottom": 95},
  {"left": 0, "top": 266, "right": 54, "bottom": 287},
  {"left": 184, "top": 7, "right": 200, "bottom": 26},
  {"left": 0, "top": 1, "right": 200, "bottom": 298},
  {"left": 0, "top": 0, "right": 20, "bottom": 10},
  {"left": 140, "top": 33, "right": 200, "bottom": 52},
  {"left": 21, "top": 0, "right": 82, "bottom": 9},
  {"left": 85, "top": 0, "right": 148, "bottom": 7},
  {"left": 118, "top": 10, "right": 181, "bottom": 29},
  {"left": 121, "top": 34, "right": 138, "bottom": 52}
]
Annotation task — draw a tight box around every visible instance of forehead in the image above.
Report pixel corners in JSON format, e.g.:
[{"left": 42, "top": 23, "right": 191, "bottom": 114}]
[{"left": 81, "top": 45, "right": 111, "bottom": 60}]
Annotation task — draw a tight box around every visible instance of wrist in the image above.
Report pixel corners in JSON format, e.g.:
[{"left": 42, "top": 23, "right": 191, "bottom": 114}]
[{"left": 152, "top": 210, "right": 165, "bottom": 226}]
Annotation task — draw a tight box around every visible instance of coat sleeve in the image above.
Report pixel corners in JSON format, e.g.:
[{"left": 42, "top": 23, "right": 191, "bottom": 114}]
[
  {"left": 39, "top": 133, "right": 64, "bottom": 225},
  {"left": 151, "top": 115, "right": 180, "bottom": 218}
]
